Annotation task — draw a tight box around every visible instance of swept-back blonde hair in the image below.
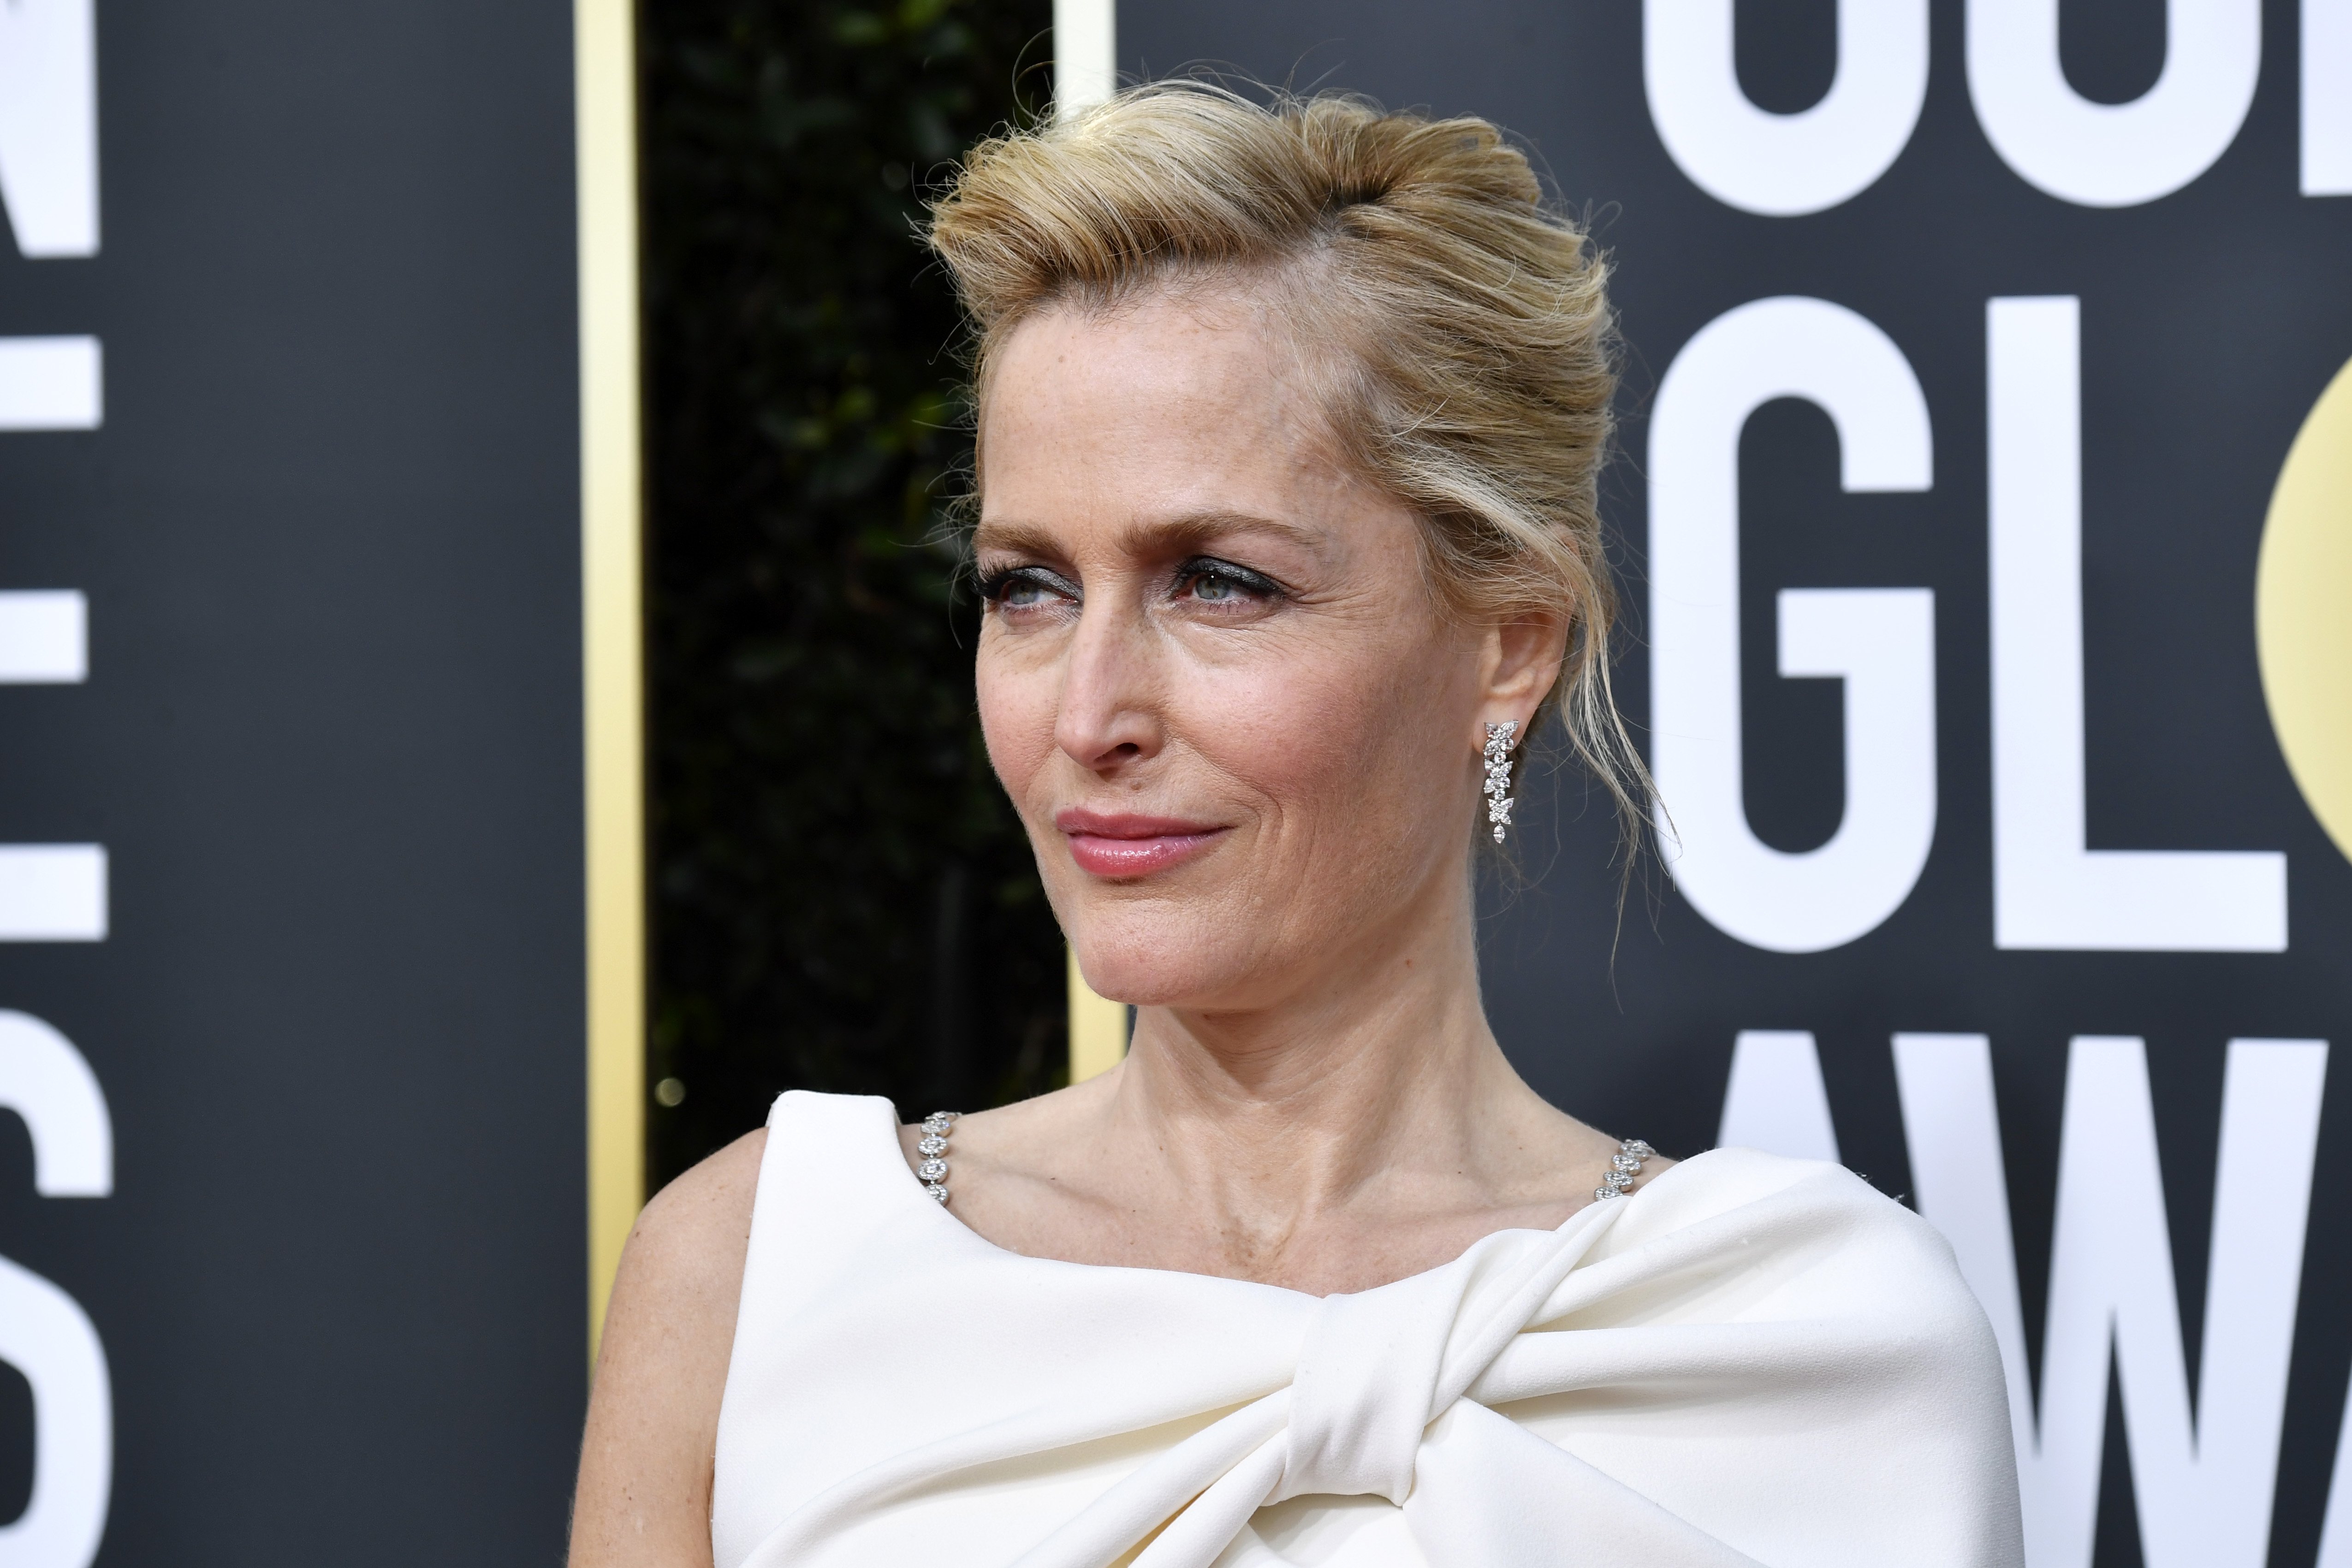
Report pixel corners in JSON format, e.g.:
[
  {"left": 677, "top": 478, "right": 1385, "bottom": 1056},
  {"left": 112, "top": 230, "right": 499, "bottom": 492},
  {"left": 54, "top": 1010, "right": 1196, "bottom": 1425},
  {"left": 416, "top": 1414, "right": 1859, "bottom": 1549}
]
[{"left": 926, "top": 82, "right": 1651, "bottom": 855}]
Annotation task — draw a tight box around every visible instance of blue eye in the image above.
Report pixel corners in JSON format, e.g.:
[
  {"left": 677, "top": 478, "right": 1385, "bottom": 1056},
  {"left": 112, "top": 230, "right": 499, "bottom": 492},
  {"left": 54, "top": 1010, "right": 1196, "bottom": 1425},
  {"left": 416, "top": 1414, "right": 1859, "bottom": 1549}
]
[
  {"left": 1176, "top": 557, "right": 1280, "bottom": 606},
  {"left": 980, "top": 564, "right": 1076, "bottom": 612}
]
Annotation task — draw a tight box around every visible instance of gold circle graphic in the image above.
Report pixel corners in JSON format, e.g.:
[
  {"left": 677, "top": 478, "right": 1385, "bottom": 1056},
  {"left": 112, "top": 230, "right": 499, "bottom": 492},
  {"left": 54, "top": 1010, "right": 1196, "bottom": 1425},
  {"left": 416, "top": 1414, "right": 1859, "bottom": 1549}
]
[{"left": 2258, "top": 356, "right": 2352, "bottom": 867}]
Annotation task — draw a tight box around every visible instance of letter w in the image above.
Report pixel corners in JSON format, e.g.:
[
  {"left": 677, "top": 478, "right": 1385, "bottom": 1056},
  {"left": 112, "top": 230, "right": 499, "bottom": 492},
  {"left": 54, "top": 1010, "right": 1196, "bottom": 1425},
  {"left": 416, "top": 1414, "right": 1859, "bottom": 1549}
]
[{"left": 1894, "top": 1033, "right": 2326, "bottom": 1568}]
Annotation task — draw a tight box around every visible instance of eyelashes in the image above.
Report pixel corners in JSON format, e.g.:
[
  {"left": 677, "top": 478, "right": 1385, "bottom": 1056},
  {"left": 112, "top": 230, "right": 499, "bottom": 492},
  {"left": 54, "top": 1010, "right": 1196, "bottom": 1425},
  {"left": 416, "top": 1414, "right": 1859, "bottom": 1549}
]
[
  {"left": 977, "top": 556, "right": 1289, "bottom": 615},
  {"left": 977, "top": 564, "right": 1079, "bottom": 611},
  {"left": 1172, "top": 557, "right": 1284, "bottom": 605}
]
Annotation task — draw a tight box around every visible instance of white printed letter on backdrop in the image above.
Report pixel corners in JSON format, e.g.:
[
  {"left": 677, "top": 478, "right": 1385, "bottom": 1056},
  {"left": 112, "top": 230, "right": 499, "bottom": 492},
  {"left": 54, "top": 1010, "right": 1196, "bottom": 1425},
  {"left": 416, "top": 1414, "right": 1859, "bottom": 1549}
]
[
  {"left": 0, "top": 0, "right": 97, "bottom": 257},
  {"left": 1716, "top": 1030, "right": 1841, "bottom": 1161},
  {"left": 1895, "top": 1033, "right": 2326, "bottom": 1568},
  {"left": 1967, "top": 0, "right": 2259, "bottom": 206},
  {"left": 0, "top": 1010, "right": 113, "bottom": 1568},
  {"left": 2310, "top": 0, "right": 2352, "bottom": 193},
  {"left": 2320, "top": 1347, "right": 2352, "bottom": 1564},
  {"left": 1987, "top": 297, "right": 2287, "bottom": 950},
  {"left": 1644, "top": 0, "right": 1928, "bottom": 215},
  {"left": 1649, "top": 297, "right": 1936, "bottom": 953}
]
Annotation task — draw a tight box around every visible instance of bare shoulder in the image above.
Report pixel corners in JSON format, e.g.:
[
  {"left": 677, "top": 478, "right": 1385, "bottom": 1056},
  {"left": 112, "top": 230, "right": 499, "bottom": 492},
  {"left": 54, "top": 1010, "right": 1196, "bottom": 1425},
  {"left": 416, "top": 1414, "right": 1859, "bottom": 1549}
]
[
  {"left": 620, "top": 1126, "right": 769, "bottom": 1301},
  {"left": 569, "top": 1128, "right": 769, "bottom": 1568},
  {"left": 1525, "top": 1092, "right": 1677, "bottom": 1199},
  {"left": 589, "top": 1127, "right": 767, "bottom": 1410}
]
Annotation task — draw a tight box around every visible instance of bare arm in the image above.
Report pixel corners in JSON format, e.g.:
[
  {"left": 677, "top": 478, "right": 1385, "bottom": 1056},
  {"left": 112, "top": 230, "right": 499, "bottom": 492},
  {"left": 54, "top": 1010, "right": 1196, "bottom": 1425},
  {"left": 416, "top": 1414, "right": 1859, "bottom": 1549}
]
[{"left": 569, "top": 1128, "right": 767, "bottom": 1568}]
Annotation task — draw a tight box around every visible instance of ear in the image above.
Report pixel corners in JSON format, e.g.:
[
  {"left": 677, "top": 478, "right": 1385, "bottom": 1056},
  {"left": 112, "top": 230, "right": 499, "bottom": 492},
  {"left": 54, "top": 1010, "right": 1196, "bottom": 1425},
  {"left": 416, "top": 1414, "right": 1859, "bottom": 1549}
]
[{"left": 1475, "top": 607, "right": 1569, "bottom": 737}]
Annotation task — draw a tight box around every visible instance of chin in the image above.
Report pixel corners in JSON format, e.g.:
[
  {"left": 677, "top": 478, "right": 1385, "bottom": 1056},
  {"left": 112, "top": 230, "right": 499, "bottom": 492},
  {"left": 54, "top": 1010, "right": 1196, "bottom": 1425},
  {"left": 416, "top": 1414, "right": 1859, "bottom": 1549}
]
[{"left": 1065, "top": 906, "right": 1274, "bottom": 1010}]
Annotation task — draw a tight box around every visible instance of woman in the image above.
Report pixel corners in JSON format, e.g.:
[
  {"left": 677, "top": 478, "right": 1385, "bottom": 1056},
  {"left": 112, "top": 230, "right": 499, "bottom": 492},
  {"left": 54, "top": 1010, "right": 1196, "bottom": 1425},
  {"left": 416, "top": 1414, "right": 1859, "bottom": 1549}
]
[{"left": 571, "top": 86, "right": 2023, "bottom": 1568}]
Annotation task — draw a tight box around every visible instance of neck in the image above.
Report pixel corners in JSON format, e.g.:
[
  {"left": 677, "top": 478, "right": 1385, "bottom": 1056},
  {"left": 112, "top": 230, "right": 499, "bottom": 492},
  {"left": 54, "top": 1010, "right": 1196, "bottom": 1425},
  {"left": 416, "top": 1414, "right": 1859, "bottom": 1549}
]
[{"left": 1104, "top": 870, "right": 1533, "bottom": 1228}]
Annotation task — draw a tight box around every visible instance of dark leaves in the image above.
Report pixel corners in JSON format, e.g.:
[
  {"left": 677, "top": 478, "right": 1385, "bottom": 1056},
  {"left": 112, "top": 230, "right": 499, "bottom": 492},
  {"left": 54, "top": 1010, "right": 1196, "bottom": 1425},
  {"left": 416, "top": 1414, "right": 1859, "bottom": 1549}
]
[{"left": 644, "top": 0, "right": 1058, "bottom": 1188}]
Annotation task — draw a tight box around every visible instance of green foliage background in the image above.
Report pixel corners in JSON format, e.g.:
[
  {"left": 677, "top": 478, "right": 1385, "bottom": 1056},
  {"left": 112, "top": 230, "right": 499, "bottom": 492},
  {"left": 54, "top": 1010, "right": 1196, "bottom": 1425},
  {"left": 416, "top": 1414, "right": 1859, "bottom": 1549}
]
[{"left": 640, "top": 0, "right": 1062, "bottom": 1189}]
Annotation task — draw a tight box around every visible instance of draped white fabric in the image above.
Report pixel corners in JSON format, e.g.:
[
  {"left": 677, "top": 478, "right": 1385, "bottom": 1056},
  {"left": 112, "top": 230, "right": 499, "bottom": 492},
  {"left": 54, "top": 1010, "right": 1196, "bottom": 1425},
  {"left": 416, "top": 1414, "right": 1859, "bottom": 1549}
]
[{"left": 713, "top": 1092, "right": 2022, "bottom": 1568}]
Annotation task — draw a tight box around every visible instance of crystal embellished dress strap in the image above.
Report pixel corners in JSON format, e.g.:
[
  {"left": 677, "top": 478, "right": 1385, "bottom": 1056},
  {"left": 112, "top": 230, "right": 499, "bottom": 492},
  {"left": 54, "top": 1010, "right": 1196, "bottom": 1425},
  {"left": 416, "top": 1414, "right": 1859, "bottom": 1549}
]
[
  {"left": 914, "top": 1110, "right": 957, "bottom": 1201},
  {"left": 912, "top": 1115, "right": 1642, "bottom": 1207},
  {"left": 1593, "top": 1137, "right": 1654, "bottom": 1203}
]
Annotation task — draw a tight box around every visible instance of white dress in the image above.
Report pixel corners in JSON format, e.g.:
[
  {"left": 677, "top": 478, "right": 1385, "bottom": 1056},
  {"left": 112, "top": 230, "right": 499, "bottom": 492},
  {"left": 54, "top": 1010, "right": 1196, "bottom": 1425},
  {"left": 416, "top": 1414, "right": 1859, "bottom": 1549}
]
[{"left": 711, "top": 1091, "right": 2024, "bottom": 1568}]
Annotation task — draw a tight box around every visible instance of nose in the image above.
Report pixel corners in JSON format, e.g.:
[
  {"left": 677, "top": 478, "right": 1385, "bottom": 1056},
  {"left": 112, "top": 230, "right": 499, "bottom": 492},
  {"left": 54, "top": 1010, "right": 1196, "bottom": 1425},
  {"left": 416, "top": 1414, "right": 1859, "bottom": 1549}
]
[{"left": 1053, "top": 583, "right": 1165, "bottom": 775}]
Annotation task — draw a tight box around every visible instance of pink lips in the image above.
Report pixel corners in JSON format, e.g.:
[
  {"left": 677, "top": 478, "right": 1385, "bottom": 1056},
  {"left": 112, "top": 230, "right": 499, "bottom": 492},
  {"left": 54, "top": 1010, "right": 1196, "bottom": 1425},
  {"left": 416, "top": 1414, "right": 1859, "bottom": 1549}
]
[{"left": 1055, "top": 808, "right": 1229, "bottom": 878}]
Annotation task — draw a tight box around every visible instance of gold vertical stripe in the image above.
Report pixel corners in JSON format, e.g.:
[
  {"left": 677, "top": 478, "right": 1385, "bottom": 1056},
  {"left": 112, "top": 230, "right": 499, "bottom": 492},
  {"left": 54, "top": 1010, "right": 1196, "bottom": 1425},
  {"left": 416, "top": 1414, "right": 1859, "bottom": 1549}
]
[
  {"left": 1068, "top": 944, "right": 1129, "bottom": 1082},
  {"left": 1055, "top": 0, "right": 1121, "bottom": 1083},
  {"left": 577, "top": 0, "right": 645, "bottom": 1358}
]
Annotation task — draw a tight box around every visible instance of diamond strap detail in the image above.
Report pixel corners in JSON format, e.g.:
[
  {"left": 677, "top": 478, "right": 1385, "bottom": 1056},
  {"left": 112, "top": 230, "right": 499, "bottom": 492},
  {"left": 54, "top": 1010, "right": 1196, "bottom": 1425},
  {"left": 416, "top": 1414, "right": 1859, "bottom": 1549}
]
[
  {"left": 918, "top": 1111, "right": 957, "bottom": 1203},
  {"left": 1592, "top": 1137, "right": 1654, "bottom": 1203}
]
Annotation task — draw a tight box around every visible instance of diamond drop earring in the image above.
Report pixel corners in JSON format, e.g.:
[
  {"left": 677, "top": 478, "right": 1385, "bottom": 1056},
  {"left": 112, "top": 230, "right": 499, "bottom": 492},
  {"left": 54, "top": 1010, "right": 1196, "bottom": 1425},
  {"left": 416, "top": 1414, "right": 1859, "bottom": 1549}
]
[{"left": 1483, "top": 720, "right": 1518, "bottom": 843}]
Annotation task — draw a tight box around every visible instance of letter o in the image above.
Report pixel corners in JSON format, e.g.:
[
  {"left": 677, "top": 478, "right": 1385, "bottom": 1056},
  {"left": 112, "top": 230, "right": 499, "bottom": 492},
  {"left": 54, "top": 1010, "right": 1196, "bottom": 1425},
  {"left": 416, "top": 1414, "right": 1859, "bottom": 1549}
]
[
  {"left": 1968, "top": 0, "right": 2260, "bottom": 206},
  {"left": 1645, "top": 0, "right": 1930, "bottom": 216}
]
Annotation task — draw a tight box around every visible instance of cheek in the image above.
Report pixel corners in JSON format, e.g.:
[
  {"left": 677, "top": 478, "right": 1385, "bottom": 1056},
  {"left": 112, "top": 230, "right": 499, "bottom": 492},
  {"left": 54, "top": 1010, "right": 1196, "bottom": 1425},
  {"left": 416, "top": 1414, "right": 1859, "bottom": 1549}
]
[
  {"left": 1192, "top": 637, "right": 1464, "bottom": 832},
  {"left": 974, "top": 634, "right": 1057, "bottom": 808}
]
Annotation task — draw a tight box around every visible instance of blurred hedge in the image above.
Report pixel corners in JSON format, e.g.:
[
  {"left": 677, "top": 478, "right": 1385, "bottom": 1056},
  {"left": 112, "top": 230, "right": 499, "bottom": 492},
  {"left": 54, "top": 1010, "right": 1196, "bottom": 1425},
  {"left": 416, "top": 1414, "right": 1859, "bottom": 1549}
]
[{"left": 640, "top": 0, "right": 1062, "bottom": 1189}]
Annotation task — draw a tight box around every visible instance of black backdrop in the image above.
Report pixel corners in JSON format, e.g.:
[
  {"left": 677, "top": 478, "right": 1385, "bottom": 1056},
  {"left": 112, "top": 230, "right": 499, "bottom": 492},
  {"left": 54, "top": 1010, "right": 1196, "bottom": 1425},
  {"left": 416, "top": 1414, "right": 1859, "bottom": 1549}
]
[
  {"left": 0, "top": 3, "right": 585, "bottom": 1563},
  {"left": 1114, "top": 3, "right": 2352, "bottom": 1566}
]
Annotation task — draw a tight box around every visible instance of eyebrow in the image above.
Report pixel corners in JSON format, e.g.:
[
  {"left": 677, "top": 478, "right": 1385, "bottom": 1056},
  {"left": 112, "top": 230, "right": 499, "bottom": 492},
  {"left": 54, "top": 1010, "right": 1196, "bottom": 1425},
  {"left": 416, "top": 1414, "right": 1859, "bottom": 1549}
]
[{"left": 972, "top": 509, "right": 1326, "bottom": 561}]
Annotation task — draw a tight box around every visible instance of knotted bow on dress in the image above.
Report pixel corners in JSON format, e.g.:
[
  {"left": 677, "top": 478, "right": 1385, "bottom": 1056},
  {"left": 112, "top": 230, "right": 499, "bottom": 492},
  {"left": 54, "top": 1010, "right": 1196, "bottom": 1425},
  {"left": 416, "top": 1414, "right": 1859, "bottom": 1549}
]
[{"left": 713, "top": 1094, "right": 2024, "bottom": 1568}]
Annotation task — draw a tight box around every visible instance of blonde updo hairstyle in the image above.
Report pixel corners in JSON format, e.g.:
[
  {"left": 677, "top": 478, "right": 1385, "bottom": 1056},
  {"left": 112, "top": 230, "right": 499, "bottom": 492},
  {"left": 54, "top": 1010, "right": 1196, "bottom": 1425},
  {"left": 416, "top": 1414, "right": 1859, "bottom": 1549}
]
[{"left": 927, "top": 83, "right": 1651, "bottom": 855}]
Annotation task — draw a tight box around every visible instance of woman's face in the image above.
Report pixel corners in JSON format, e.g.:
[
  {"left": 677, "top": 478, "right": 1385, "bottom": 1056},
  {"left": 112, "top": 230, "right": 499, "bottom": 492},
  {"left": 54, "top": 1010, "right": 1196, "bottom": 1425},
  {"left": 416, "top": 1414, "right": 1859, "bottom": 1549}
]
[{"left": 973, "top": 288, "right": 1511, "bottom": 1009}]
